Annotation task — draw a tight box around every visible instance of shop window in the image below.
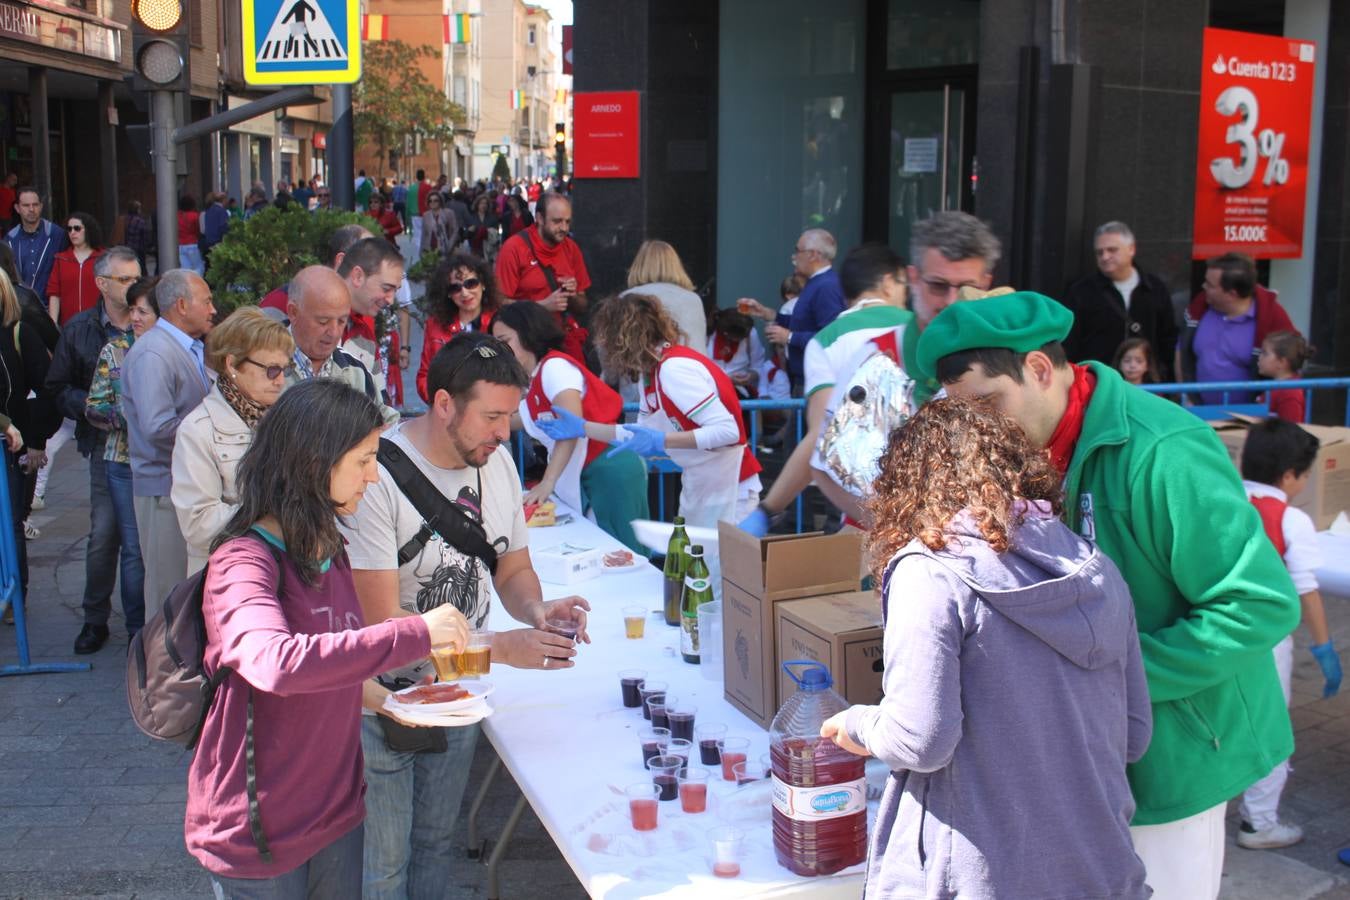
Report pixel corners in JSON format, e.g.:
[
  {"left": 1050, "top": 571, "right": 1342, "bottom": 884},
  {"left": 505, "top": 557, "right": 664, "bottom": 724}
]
[{"left": 886, "top": 0, "right": 980, "bottom": 70}]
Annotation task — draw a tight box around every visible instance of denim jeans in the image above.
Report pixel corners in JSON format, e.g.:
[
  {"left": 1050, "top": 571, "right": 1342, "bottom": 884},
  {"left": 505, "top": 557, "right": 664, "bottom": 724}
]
[
  {"left": 359, "top": 716, "right": 479, "bottom": 900},
  {"left": 208, "top": 821, "right": 363, "bottom": 900},
  {"left": 105, "top": 460, "right": 146, "bottom": 633},
  {"left": 81, "top": 449, "right": 143, "bottom": 633},
  {"left": 179, "top": 242, "right": 205, "bottom": 275}
]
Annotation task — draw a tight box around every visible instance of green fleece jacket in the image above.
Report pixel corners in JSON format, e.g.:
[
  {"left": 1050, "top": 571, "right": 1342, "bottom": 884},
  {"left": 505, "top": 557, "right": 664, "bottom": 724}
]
[{"left": 1064, "top": 363, "right": 1299, "bottom": 825}]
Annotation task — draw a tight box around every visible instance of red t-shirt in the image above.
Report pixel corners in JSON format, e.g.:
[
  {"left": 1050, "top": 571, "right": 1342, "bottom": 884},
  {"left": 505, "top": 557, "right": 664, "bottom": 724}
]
[
  {"left": 494, "top": 226, "right": 591, "bottom": 303},
  {"left": 47, "top": 248, "right": 105, "bottom": 326},
  {"left": 1267, "top": 387, "right": 1305, "bottom": 423},
  {"left": 178, "top": 211, "right": 200, "bottom": 246},
  {"left": 260, "top": 285, "right": 290, "bottom": 312},
  {"left": 417, "top": 181, "right": 434, "bottom": 215}
]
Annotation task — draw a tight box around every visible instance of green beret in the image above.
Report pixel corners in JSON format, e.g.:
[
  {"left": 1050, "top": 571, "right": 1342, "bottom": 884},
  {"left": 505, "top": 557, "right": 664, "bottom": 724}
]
[{"left": 913, "top": 291, "right": 1074, "bottom": 383}]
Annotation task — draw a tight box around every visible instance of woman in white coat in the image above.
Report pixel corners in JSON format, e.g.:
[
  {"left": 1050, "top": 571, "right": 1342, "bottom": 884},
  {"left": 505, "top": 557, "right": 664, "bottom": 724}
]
[
  {"left": 539, "top": 293, "right": 761, "bottom": 529},
  {"left": 171, "top": 307, "right": 295, "bottom": 574}
]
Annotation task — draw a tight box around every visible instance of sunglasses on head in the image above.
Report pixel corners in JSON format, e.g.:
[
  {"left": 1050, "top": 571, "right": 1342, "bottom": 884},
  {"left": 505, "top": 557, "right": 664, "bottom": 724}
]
[
  {"left": 442, "top": 338, "right": 504, "bottom": 386},
  {"left": 448, "top": 277, "right": 481, "bottom": 294}
]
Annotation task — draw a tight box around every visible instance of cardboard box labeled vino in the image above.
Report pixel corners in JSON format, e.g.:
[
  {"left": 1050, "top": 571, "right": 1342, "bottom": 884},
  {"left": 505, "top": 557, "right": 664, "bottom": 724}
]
[{"left": 774, "top": 591, "right": 884, "bottom": 711}]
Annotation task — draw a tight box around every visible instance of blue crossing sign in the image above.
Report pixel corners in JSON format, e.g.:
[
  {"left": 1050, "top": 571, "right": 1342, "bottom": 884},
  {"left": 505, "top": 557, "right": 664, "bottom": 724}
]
[{"left": 242, "top": 0, "right": 361, "bottom": 85}]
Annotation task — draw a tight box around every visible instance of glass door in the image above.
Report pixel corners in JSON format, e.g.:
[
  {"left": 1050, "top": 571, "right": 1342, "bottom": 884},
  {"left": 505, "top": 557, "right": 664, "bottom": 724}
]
[{"left": 885, "top": 82, "right": 972, "bottom": 256}]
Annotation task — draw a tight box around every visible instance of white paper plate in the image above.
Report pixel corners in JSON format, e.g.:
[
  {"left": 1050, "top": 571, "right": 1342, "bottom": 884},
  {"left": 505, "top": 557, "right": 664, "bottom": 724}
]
[
  {"left": 601, "top": 556, "right": 646, "bottom": 575},
  {"left": 384, "top": 703, "right": 493, "bottom": 728},
  {"left": 386, "top": 680, "right": 494, "bottom": 715}
]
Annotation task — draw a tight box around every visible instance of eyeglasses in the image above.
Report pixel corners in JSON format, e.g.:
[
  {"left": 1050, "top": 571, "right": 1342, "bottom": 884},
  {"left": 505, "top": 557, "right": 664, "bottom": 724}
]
[
  {"left": 448, "top": 277, "right": 481, "bottom": 294},
  {"left": 99, "top": 274, "right": 138, "bottom": 285},
  {"left": 240, "top": 358, "right": 293, "bottom": 380},
  {"left": 67, "top": 224, "right": 84, "bottom": 232},
  {"left": 919, "top": 277, "right": 982, "bottom": 297}
]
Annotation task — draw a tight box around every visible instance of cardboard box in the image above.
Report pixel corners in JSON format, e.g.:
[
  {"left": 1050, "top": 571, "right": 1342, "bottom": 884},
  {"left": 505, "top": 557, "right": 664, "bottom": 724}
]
[
  {"left": 533, "top": 542, "right": 604, "bottom": 585},
  {"left": 775, "top": 591, "right": 885, "bottom": 710},
  {"left": 1210, "top": 416, "right": 1350, "bottom": 530},
  {"left": 718, "top": 523, "right": 863, "bottom": 728}
]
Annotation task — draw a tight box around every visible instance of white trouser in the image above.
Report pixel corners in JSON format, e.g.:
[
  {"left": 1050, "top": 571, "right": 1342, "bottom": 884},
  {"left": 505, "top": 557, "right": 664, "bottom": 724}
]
[
  {"left": 1239, "top": 635, "right": 1295, "bottom": 829},
  {"left": 1130, "top": 801, "right": 1227, "bottom": 900},
  {"left": 35, "top": 419, "right": 76, "bottom": 497},
  {"left": 410, "top": 217, "right": 424, "bottom": 264}
]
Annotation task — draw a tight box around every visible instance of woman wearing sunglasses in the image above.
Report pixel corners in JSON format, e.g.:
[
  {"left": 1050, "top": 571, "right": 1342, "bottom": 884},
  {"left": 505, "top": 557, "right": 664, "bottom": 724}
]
[
  {"left": 47, "top": 211, "right": 104, "bottom": 326},
  {"left": 415, "top": 252, "right": 497, "bottom": 403},
  {"left": 172, "top": 307, "right": 296, "bottom": 574}
]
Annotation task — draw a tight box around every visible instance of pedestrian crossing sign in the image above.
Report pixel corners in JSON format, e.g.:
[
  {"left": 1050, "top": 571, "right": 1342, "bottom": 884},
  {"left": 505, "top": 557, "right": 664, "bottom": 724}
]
[{"left": 242, "top": 0, "right": 361, "bottom": 85}]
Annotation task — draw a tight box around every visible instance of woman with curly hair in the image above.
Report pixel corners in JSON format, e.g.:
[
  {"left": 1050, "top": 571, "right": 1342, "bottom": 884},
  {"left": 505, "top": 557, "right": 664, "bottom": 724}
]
[
  {"left": 819, "top": 397, "right": 1152, "bottom": 900},
  {"left": 415, "top": 252, "right": 497, "bottom": 403},
  {"left": 536, "top": 293, "right": 760, "bottom": 528}
]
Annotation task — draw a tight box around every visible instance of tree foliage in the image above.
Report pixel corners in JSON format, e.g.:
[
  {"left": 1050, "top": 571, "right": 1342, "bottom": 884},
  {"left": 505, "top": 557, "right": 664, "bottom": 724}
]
[
  {"left": 204, "top": 206, "right": 378, "bottom": 313},
  {"left": 492, "top": 152, "right": 511, "bottom": 182},
  {"left": 355, "top": 40, "right": 465, "bottom": 169}
]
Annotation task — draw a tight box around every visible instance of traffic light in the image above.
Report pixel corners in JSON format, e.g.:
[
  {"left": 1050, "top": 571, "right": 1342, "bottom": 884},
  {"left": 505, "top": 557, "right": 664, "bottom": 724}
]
[
  {"left": 554, "top": 121, "right": 567, "bottom": 174},
  {"left": 131, "top": 0, "right": 190, "bottom": 93}
]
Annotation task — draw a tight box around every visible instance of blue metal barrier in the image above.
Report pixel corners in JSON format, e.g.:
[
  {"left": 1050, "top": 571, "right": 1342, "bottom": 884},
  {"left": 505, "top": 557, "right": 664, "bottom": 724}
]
[
  {"left": 0, "top": 451, "right": 91, "bottom": 677},
  {"left": 510, "top": 378, "right": 1350, "bottom": 533}
]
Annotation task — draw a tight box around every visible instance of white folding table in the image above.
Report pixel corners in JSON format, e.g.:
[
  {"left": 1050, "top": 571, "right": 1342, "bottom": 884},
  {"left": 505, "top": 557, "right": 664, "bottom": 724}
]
[{"left": 475, "top": 506, "right": 872, "bottom": 899}]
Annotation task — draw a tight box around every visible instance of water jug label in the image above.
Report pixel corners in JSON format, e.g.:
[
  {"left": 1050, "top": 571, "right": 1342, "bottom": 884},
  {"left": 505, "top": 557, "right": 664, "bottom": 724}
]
[{"left": 771, "top": 774, "right": 866, "bottom": 822}]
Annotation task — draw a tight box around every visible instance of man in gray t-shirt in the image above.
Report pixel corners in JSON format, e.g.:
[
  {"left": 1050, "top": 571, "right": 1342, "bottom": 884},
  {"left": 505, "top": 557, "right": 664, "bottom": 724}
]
[{"left": 343, "top": 333, "right": 591, "bottom": 898}]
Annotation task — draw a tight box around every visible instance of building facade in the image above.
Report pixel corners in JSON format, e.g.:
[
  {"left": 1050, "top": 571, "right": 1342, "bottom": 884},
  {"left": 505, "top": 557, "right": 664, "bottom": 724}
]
[
  {"left": 574, "top": 0, "right": 1350, "bottom": 371},
  {"left": 475, "top": 0, "right": 561, "bottom": 182}
]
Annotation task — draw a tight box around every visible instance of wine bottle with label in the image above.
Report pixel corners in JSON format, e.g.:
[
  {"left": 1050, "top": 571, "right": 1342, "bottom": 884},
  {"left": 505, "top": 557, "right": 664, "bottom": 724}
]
[{"left": 680, "top": 544, "right": 713, "bottom": 664}]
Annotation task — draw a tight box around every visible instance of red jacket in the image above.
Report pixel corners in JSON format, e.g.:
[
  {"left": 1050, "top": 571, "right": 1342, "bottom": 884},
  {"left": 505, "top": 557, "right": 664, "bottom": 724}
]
[
  {"left": 47, "top": 247, "right": 105, "bottom": 326},
  {"left": 416, "top": 312, "right": 493, "bottom": 402}
]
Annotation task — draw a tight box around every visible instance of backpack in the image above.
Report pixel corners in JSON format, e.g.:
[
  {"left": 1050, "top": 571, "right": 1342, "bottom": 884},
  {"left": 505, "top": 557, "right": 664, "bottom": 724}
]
[{"left": 125, "top": 533, "right": 282, "bottom": 861}]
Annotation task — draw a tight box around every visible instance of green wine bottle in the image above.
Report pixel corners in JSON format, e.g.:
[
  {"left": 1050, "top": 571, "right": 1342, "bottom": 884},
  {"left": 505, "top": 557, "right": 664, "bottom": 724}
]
[
  {"left": 680, "top": 545, "right": 713, "bottom": 664},
  {"left": 662, "top": 517, "right": 690, "bottom": 627}
]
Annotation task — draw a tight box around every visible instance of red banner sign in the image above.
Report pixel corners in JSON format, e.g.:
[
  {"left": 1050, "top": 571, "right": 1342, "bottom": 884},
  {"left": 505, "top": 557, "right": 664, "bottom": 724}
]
[
  {"left": 573, "top": 91, "right": 640, "bottom": 179},
  {"left": 1192, "top": 27, "right": 1316, "bottom": 259},
  {"left": 562, "top": 25, "right": 573, "bottom": 76}
]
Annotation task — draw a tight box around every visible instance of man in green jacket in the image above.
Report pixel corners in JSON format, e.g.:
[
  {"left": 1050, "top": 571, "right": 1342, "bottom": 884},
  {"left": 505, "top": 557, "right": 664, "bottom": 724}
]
[{"left": 914, "top": 292, "right": 1299, "bottom": 900}]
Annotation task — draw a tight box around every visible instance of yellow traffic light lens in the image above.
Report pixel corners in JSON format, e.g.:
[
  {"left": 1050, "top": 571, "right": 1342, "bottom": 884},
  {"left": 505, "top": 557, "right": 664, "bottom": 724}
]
[
  {"left": 133, "top": 0, "right": 183, "bottom": 32},
  {"left": 555, "top": 132, "right": 566, "bottom": 143}
]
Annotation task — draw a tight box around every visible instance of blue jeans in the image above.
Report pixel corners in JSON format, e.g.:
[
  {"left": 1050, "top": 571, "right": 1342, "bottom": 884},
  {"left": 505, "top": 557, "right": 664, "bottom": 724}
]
[
  {"left": 82, "top": 449, "right": 143, "bottom": 632},
  {"left": 208, "top": 822, "right": 363, "bottom": 900},
  {"left": 105, "top": 459, "right": 146, "bottom": 633},
  {"left": 360, "top": 716, "right": 479, "bottom": 900}
]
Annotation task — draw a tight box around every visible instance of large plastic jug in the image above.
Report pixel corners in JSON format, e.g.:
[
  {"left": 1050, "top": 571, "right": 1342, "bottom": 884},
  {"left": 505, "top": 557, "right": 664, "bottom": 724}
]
[{"left": 769, "top": 660, "right": 868, "bottom": 876}]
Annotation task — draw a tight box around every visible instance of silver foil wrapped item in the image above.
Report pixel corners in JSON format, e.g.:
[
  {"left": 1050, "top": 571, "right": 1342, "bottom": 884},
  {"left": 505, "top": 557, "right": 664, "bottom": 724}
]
[{"left": 817, "top": 351, "right": 917, "bottom": 497}]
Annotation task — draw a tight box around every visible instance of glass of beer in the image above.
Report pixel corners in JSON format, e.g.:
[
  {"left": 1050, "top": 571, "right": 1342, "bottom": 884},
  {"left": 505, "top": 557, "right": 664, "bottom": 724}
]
[
  {"left": 454, "top": 629, "right": 493, "bottom": 678},
  {"left": 429, "top": 645, "right": 458, "bottom": 681},
  {"left": 624, "top": 605, "right": 646, "bottom": 639}
]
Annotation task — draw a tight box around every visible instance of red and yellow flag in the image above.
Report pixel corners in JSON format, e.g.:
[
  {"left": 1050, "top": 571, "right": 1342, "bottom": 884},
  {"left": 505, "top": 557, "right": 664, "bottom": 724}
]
[{"left": 361, "top": 14, "right": 388, "bottom": 41}]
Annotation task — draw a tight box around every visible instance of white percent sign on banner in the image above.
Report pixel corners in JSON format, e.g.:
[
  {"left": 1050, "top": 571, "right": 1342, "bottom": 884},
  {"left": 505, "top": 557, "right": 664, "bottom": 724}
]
[{"left": 1210, "top": 86, "right": 1290, "bottom": 190}]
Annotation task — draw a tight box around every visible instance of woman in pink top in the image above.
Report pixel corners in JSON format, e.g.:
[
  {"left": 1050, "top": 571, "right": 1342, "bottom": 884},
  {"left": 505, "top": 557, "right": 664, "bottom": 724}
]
[{"left": 188, "top": 379, "right": 470, "bottom": 897}]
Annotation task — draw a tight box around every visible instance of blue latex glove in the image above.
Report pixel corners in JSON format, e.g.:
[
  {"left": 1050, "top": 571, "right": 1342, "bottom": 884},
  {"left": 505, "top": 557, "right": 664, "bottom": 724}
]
[
  {"left": 1310, "top": 641, "right": 1342, "bottom": 698},
  {"left": 535, "top": 406, "right": 587, "bottom": 441},
  {"left": 738, "top": 507, "right": 770, "bottom": 538},
  {"left": 605, "top": 424, "right": 666, "bottom": 459}
]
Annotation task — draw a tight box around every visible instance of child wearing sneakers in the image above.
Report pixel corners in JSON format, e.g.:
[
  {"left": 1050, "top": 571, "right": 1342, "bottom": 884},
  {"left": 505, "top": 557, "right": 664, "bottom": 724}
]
[{"left": 1238, "top": 418, "right": 1343, "bottom": 850}]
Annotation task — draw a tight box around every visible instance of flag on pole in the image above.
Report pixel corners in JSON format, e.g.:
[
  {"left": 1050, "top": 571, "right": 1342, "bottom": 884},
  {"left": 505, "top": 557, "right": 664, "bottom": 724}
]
[
  {"left": 362, "top": 14, "right": 388, "bottom": 40},
  {"left": 510, "top": 90, "right": 525, "bottom": 110},
  {"left": 444, "top": 13, "right": 472, "bottom": 43}
]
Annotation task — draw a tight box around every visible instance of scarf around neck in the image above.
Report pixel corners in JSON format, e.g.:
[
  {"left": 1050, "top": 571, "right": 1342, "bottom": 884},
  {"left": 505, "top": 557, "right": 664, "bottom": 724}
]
[
  {"left": 1045, "top": 364, "right": 1097, "bottom": 476},
  {"left": 218, "top": 375, "right": 267, "bottom": 429}
]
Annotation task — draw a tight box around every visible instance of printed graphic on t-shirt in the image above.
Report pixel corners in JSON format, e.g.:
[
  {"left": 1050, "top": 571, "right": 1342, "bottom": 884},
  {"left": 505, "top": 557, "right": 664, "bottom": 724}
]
[{"left": 408, "top": 484, "right": 509, "bottom": 628}]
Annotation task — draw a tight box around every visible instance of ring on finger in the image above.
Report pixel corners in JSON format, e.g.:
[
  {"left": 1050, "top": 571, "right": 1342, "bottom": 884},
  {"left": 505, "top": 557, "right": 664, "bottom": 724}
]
[{"left": 543, "top": 656, "right": 550, "bottom": 668}]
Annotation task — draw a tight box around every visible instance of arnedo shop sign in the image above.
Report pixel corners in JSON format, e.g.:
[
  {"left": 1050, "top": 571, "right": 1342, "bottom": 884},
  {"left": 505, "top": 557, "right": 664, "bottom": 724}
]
[{"left": 1192, "top": 27, "right": 1316, "bottom": 258}]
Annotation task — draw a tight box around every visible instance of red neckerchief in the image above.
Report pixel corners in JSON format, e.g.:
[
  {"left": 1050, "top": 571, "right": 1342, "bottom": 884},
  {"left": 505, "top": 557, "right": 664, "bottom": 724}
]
[
  {"left": 712, "top": 333, "right": 739, "bottom": 363},
  {"left": 1045, "top": 364, "right": 1097, "bottom": 475}
]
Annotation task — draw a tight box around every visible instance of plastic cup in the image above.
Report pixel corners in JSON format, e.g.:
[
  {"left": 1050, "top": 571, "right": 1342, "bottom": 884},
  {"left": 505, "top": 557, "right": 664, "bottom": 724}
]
[
  {"left": 679, "top": 767, "right": 709, "bottom": 814},
  {"left": 648, "top": 694, "right": 675, "bottom": 731},
  {"left": 619, "top": 669, "right": 646, "bottom": 708},
  {"left": 429, "top": 644, "right": 457, "bottom": 681},
  {"left": 626, "top": 783, "right": 660, "bottom": 831},
  {"left": 708, "top": 826, "right": 744, "bottom": 878},
  {"left": 667, "top": 738, "right": 692, "bottom": 774},
  {"left": 737, "top": 298, "right": 754, "bottom": 314},
  {"left": 638, "top": 681, "right": 667, "bottom": 722},
  {"left": 696, "top": 724, "right": 726, "bottom": 766},
  {"left": 545, "top": 613, "right": 580, "bottom": 643},
  {"left": 638, "top": 726, "right": 670, "bottom": 768},
  {"left": 454, "top": 630, "right": 493, "bottom": 677},
  {"left": 667, "top": 704, "right": 696, "bottom": 743},
  {"left": 719, "top": 737, "right": 750, "bottom": 782},
  {"left": 732, "top": 759, "right": 764, "bottom": 786},
  {"left": 646, "top": 755, "right": 682, "bottom": 801},
  {"left": 624, "top": 605, "right": 646, "bottom": 639}
]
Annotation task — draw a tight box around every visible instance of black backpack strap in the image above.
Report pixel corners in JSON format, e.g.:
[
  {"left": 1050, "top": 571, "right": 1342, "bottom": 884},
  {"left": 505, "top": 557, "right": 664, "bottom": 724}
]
[
  {"left": 378, "top": 438, "right": 499, "bottom": 575},
  {"left": 520, "top": 229, "right": 559, "bottom": 293}
]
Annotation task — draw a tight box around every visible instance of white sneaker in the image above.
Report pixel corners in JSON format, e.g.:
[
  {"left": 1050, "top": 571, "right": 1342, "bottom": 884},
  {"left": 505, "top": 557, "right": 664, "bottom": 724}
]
[
  {"left": 30, "top": 495, "right": 45, "bottom": 511},
  {"left": 22, "top": 520, "right": 39, "bottom": 540},
  {"left": 1238, "top": 820, "right": 1304, "bottom": 849}
]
